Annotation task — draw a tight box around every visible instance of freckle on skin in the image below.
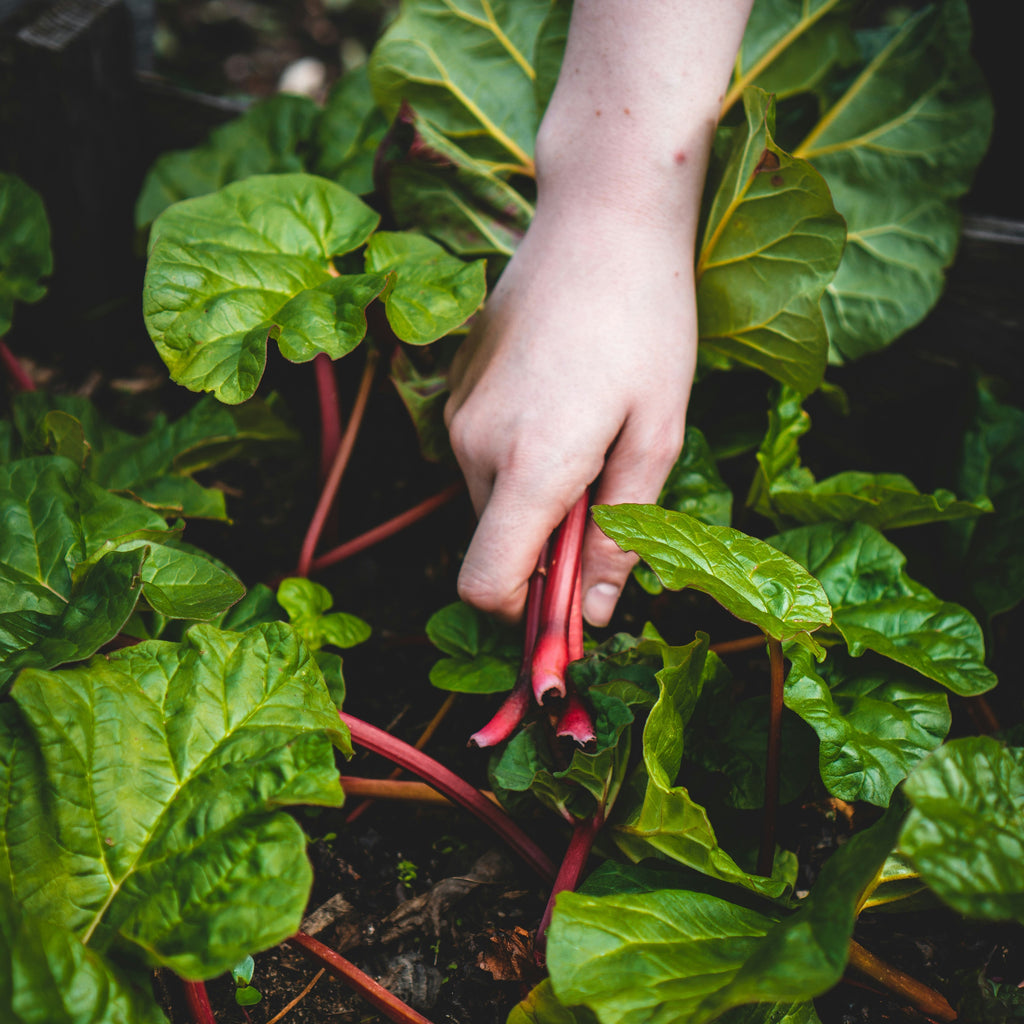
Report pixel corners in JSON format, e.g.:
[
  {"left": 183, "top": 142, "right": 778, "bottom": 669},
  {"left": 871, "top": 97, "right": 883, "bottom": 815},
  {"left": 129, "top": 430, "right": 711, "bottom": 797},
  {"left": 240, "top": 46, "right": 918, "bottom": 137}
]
[
  {"left": 674, "top": 150, "right": 686, "bottom": 165},
  {"left": 595, "top": 109, "right": 602, "bottom": 116},
  {"left": 623, "top": 107, "right": 630, "bottom": 115}
]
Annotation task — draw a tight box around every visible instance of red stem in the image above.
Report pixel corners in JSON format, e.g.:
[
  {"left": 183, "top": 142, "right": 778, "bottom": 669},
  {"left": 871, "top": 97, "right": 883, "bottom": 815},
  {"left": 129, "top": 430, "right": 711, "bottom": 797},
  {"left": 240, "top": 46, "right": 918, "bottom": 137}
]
[
  {"left": 0, "top": 340, "right": 35, "bottom": 392},
  {"left": 314, "top": 353, "right": 341, "bottom": 483},
  {"left": 757, "top": 636, "right": 784, "bottom": 877},
  {"left": 297, "top": 348, "right": 379, "bottom": 576},
  {"left": 556, "top": 567, "right": 595, "bottom": 746},
  {"left": 710, "top": 634, "right": 765, "bottom": 655},
  {"left": 534, "top": 813, "right": 603, "bottom": 959},
  {"left": 308, "top": 482, "right": 465, "bottom": 574},
  {"left": 532, "top": 493, "right": 589, "bottom": 703},
  {"left": 289, "top": 932, "right": 437, "bottom": 1024},
  {"left": 183, "top": 980, "right": 217, "bottom": 1024},
  {"left": 340, "top": 711, "right": 556, "bottom": 882}
]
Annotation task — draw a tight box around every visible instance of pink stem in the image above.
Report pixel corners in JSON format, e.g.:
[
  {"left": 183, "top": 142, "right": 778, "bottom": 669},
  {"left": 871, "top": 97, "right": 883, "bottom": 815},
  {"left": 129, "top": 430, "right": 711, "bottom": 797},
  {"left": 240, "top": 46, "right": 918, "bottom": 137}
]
[
  {"left": 314, "top": 353, "right": 341, "bottom": 483},
  {"left": 532, "top": 493, "right": 589, "bottom": 703},
  {"left": 183, "top": 980, "right": 217, "bottom": 1024},
  {"left": 555, "top": 569, "right": 596, "bottom": 746},
  {"left": 469, "top": 544, "right": 548, "bottom": 748},
  {"left": 534, "top": 812, "right": 603, "bottom": 960},
  {"left": 308, "top": 482, "right": 465, "bottom": 574},
  {"left": 340, "top": 711, "right": 556, "bottom": 882},
  {"left": 0, "top": 340, "right": 35, "bottom": 392},
  {"left": 758, "top": 636, "right": 784, "bottom": 877},
  {"left": 289, "top": 932, "right": 436, "bottom": 1024},
  {"left": 297, "top": 348, "right": 379, "bottom": 576}
]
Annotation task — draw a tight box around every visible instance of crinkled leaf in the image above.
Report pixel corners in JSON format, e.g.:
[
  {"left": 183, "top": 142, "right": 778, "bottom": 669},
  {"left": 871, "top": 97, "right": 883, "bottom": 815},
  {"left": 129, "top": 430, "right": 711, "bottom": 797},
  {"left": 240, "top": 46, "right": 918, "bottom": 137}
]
[
  {"left": 0, "top": 622, "right": 348, "bottom": 979},
  {"left": 365, "top": 231, "right": 486, "bottom": 344},
  {"left": 276, "top": 577, "right": 370, "bottom": 651},
  {"left": 0, "top": 173, "right": 52, "bottom": 335},
  {"left": 377, "top": 107, "right": 533, "bottom": 258},
  {"left": 368, "top": 0, "right": 552, "bottom": 172},
  {"left": 785, "top": 646, "right": 949, "bottom": 806},
  {"left": 794, "top": 1, "right": 992, "bottom": 361},
  {"left": 313, "top": 66, "right": 389, "bottom": 195},
  {"left": 952, "top": 379, "right": 1024, "bottom": 620},
  {"left": 128, "top": 541, "right": 245, "bottom": 620},
  {"left": 144, "top": 174, "right": 383, "bottom": 403},
  {"left": 532, "top": 0, "right": 569, "bottom": 114},
  {"left": 697, "top": 89, "right": 844, "bottom": 395},
  {"left": 727, "top": 0, "right": 857, "bottom": 111},
  {"left": 426, "top": 601, "right": 518, "bottom": 693},
  {"left": 636, "top": 427, "right": 733, "bottom": 594},
  {"left": 715, "top": 1003, "right": 822, "bottom": 1024},
  {"left": 389, "top": 348, "right": 451, "bottom": 463},
  {"left": 509, "top": 980, "right": 600, "bottom": 1024},
  {"left": 0, "top": 889, "right": 165, "bottom": 1024},
  {"left": 770, "top": 521, "right": 996, "bottom": 695},
  {"left": 900, "top": 737, "right": 1024, "bottom": 923},
  {"left": 594, "top": 504, "right": 831, "bottom": 658},
  {"left": 135, "top": 94, "right": 320, "bottom": 228},
  {"left": 550, "top": 800, "right": 904, "bottom": 1024},
  {"left": 861, "top": 852, "right": 928, "bottom": 912},
  {"left": 747, "top": 386, "right": 814, "bottom": 523}
]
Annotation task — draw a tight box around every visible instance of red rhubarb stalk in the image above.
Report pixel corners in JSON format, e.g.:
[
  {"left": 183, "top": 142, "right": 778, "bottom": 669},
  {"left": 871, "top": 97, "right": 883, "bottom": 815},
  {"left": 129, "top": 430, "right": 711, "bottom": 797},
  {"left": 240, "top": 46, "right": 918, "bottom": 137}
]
[
  {"left": 289, "top": 932, "right": 436, "bottom": 1024},
  {"left": 0, "top": 340, "right": 35, "bottom": 392},
  {"left": 183, "top": 980, "right": 217, "bottom": 1024},
  {"left": 470, "top": 543, "right": 548, "bottom": 748},
  {"left": 757, "top": 636, "right": 785, "bottom": 877},
  {"left": 556, "top": 567, "right": 596, "bottom": 747},
  {"left": 340, "top": 711, "right": 556, "bottom": 882},
  {"left": 532, "top": 493, "right": 588, "bottom": 703},
  {"left": 314, "top": 353, "right": 341, "bottom": 483}
]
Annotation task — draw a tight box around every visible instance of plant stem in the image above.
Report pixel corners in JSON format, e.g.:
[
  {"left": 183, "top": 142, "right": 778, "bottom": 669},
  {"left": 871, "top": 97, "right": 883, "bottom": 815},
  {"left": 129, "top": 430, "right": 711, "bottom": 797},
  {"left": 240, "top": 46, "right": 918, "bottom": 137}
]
[
  {"left": 182, "top": 980, "right": 217, "bottom": 1024},
  {"left": 340, "top": 711, "right": 556, "bottom": 881},
  {"left": 308, "top": 482, "right": 465, "bottom": 574},
  {"left": 532, "top": 493, "right": 588, "bottom": 703},
  {"left": 0, "top": 339, "right": 35, "bottom": 392},
  {"left": 297, "top": 347, "right": 379, "bottom": 576},
  {"left": 847, "top": 939, "right": 957, "bottom": 1023},
  {"left": 289, "top": 932, "right": 437, "bottom": 1024},
  {"left": 266, "top": 968, "right": 325, "bottom": 1024},
  {"left": 534, "top": 813, "right": 604, "bottom": 959},
  {"left": 710, "top": 634, "right": 765, "bottom": 655},
  {"left": 757, "top": 636, "right": 784, "bottom": 877},
  {"left": 966, "top": 694, "right": 1001, "bottom": 735},
  {"left": 314, "top": 354, "right": 341, "bottom": 483},
  {"left": 339, "top": 776, "right": 501, "bottom": 805},
  {"left": 556, "top": 568, "right": 596, "bottom": 746}
]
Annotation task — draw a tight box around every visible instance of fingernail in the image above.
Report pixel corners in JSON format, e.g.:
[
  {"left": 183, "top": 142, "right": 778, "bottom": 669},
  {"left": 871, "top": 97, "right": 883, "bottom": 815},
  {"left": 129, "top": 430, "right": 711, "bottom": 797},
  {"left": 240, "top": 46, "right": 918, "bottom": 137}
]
[{"left": 583, "top": 583, "right": 620, "bottom": 627}]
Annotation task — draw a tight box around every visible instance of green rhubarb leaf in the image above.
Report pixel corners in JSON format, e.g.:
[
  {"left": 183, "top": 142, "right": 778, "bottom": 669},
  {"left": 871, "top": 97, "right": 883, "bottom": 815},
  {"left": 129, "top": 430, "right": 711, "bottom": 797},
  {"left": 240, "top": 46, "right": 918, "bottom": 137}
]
[
  {"left": 696, "top": 88, "right": 845, "bottom": 395},
  {"left": 715, "top": 1003, "right": 823, "bottom": 1024},
  {"left": 368, "top": 0, "right": 553, "bottom": 172},
  {"left": 0, "top": 622, "right": 348, "bottom": 979},
  {"left": 135, "top": 94, "right": 320, "bottom": 228},
  {"left": 727, "top": 0, "right": 857, "bottom": 111},
  {"left": 550, "top": 800, "right": 904, "bottom": 1024},
  {"left": 377, "top": 109, "right": 533, "bottom": 258},
  {"left": 594, "top": 504, "right": 831, "bottom": 658},
  {"left": 861, "top": 852, "right": 928, "bottom": 912},
  {"left": 532, "top": 0, "right": 569, "bottom": 114},
  {"left": 313, "top": 66, "right": 389, "bottom": 195},
  {"left": 0, "top": 173, "right": 52, "bottom": 335},
  {"left": 747, "top": 386, "right": 814, "bottom": 523},
  {"left": 276, "top": 577, "right": 370, "bottom": 651},
  {"left": 0, "top": 888, "right": 165, "bottom": 1024},
  {"left": 365, "top": 231, "right": 486, "bottom": 343},
  {"left": 793, "top": 0, "right": 992, "bottom": 361},
  {"left": 426, "top": 601, "right": 518, "bottom": 694},
  {"left": 509, "top": 980, "right": 600, "bottom": 1024},
  {"left": 900, "top": 738, "right": 1024, "bottom": 923},
  {"left": 784, "top": 646, "right": 949, "bottom": 806},
  {"left": 952, "top": 380, "right": 1024, "bottom": 620},
  {"left": 144, "top": 173, "right": 385, "bottom": 403},
  {"left": 126, "top": 541, "right": 245, "bottom": 620},
  {"left": 770, "top": 521, "right": 996, "bottom": 696},
  {"left": 389, "top": 348, "right": 451, "bottom": 463}
]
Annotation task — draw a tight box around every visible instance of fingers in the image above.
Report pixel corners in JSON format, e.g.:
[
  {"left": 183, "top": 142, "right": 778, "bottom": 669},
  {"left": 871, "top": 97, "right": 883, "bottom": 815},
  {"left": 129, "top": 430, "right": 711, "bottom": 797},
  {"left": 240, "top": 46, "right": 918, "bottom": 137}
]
[{"left": 581, "top": 414, "right": 685, "bottom": 626}]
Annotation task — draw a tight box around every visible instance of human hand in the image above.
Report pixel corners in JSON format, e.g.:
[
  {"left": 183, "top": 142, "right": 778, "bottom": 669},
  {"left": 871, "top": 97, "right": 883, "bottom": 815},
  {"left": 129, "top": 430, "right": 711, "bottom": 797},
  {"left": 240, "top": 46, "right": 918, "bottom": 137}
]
[{"left": 445, "top": 196, "right": 698, "bottom": 627}]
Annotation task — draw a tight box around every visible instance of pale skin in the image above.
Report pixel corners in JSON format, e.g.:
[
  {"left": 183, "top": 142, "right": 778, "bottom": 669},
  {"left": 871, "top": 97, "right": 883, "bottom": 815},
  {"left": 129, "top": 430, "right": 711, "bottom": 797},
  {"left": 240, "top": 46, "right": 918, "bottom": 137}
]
[{"left": 445, "top": 0, "right": 755, "bottom": 626}]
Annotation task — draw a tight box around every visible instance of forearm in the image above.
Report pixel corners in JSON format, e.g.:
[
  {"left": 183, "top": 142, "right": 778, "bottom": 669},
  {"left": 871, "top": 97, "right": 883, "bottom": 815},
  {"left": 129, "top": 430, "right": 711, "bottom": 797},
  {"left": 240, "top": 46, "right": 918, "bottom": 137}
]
[{"left": 536, "top": 0, "right": 754, "bottom": 236}]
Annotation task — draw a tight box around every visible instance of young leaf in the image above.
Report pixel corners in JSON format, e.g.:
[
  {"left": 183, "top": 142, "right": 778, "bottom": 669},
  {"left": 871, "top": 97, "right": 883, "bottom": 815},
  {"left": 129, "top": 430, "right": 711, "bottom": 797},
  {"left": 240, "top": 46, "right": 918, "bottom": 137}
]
[
  {"left": 594, "top": 504, "right": 832, "bottom": 658},
  {"left": 549, "top": 800, "right": 904, "bottom": 1024},
  {"left": 144, "top": 173, "right": 385, "bottom": 403},
  {"left": 509, "top": 980, "right": 600, "bottom": 1024},
  {"left": 697, "top": 89, "right": 845, "bottom": 395},
  {"left": 900, "top": 737, "right": 1024, "bottom": 924},
  {"left": 364, "top": 231, "right": 486, "bottom": 343},
  {"left": 426, "top": 601, "right": 518, "bottom": 694},
  {"left": 390, "top": 348, "right": 451, "bottom": 463},
  {"left": 135, "top": 94, "right": 320, "bottom": 229},
  {"left": 276, "top": 577, "right": 370, "bottom": 651},
  {"left": 0, "top": 173, "right": 52, "bottom": 335},
  {"left": 794, "top": 0, "right": 992, "bottom": 361},
  {"left": 784, "top": 646, "right": 950, "bottom": 806},
  {"left": 0, "top": 622, "right": 348, "bottom": 979},
  {"left": 368, "top": 0, "right": 553, "bottom": 173}
]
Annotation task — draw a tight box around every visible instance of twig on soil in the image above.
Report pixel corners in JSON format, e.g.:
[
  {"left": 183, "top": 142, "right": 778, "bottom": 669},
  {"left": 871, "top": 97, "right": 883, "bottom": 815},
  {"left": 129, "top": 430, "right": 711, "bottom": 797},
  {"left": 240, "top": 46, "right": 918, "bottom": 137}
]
[
  {"left": 288, "top": 932, "right": 436, "bottom": 1024},
  {"left": 308, "top": 481, "right": 465, "bottom": 574},
  {"left": 265, "top": 968, "right": 326, "bottom": 1024},
  {"left": 847, "top": 939, "right": 958, "bottom": 1022},
  {"left": 297, "top": 346, "right": 379, "bottom": 576},
  {"left": 182, "top": 980, "right": 217, "bottom": 1024},
  {"left": 340, "top": 711, "right": 556, "bottom": 882},
  {"left": 757, "top": 636, "right": 784, "bottom": 877},
  {"left": 0, "top": 339, "right": 35, "bottom": 392}
]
